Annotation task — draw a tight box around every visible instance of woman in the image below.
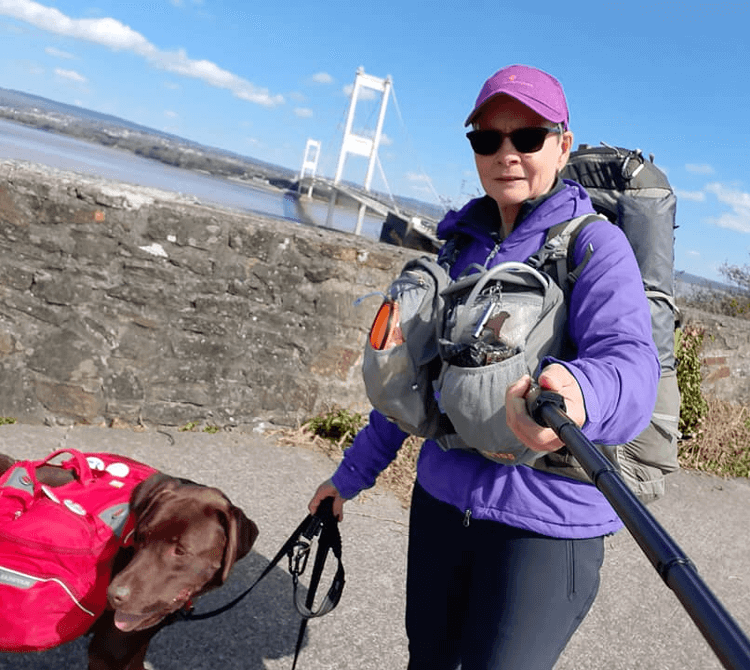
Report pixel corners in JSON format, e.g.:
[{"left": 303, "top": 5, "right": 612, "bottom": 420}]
[{"left": 309, "top": 64, "right": 659, "bottom": 670}]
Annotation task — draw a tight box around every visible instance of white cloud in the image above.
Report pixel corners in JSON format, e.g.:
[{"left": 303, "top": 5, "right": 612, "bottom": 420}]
[
  {"left": 294, "top": 107, "right": 313, "bottom": 118},
  {"left": 0, "top": 0, "right": 283, "bottom": 107},
  {"left": 705, "top": 182, "right": 750, "bottom": 233},
  {"left": 164, "top": 110, "right": 178, "bottom": 118},
  {"left": 675, "top": 189, "right": 706, "bottom": 202},
  {"left": 54, "top": 67, "right": 86, "bottom": 83},
  {"left": 686, "top": 163, "right": 715, "bottom": 175},
  {"left": 45, "top": 46, "right": 74, "bottom": 59},
  {"left": 406, "top": 172, "right": 431, "bottom": 183},
  {"left": 311, "top": 71, "right": 333, "bottom": 84}
]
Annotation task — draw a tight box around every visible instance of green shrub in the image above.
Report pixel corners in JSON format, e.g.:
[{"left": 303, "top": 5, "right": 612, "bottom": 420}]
[
  {"left": 304, "top": 408, "right": 366, "bottom": 448},
  {"left": 675, "top": 325, "right": 709, "bottom": 437}
]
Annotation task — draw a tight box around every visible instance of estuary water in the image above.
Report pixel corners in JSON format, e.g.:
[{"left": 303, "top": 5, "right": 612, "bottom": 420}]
[{"left": 0, "top": 118, "right": 385, "bottom": 239}]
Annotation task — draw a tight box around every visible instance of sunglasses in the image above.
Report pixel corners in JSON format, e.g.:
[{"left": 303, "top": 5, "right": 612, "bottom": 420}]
[{"left": 466, "top": 126, "right": 562, "bottom": 155}]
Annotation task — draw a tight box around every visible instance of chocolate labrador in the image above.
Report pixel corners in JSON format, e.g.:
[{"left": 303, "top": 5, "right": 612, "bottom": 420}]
[{"left": 0, "top": 455, "right": 259, "bottom": 670}]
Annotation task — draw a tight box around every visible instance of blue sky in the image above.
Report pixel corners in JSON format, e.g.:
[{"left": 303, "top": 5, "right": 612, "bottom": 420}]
[{"left": 0, "top": 0, "right": 749, "bottom": 282}]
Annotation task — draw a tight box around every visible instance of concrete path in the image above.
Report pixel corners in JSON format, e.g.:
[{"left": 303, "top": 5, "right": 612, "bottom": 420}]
[{"left": 0, "top": 423, "right": 748, "bottom": 670}]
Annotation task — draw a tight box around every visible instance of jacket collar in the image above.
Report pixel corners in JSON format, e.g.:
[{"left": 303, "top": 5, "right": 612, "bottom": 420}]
[{"left": 438, "top": 177, "right": 573, "bottom": 244}]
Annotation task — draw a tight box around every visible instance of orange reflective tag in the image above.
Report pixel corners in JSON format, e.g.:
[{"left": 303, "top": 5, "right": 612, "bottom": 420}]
[{"left": 369, "top": 300, "right": 403, "bottom": 350}]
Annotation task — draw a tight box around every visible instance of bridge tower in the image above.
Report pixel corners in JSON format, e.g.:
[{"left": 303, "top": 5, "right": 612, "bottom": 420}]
[
  {"left": 298, "top": 139, "right": 321, "bottom": 198},
  {"left": 326, "top": 68, "right": 393, "bottom": 234}
]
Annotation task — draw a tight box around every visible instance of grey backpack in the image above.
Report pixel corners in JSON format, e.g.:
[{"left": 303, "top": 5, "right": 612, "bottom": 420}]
[
  {"left": 363, "top": 146, "right": 680, "bottom": 504},
  {"left": 557, "top": 144, "right": 681, "bottom": 502}
]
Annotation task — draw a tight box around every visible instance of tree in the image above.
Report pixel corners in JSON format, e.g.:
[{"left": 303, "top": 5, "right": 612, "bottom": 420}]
[
  {"left": 718, "top": 259, "right": 750, "bottom": 318},
  {"left": 719, "top": 260, "right": 750, "bottom": 295}
]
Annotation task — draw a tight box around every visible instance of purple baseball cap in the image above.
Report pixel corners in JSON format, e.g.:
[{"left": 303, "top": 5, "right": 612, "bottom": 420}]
[{"left": 464, "top": 64, "right": 569, "bottom": 129}]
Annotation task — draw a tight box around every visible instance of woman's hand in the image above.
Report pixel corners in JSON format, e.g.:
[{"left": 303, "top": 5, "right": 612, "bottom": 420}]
[
  {"left": 505, "top": 364, "right": 586, "bottom": 452},
  {"left": 308, "top": 479, "right": 347, "bottom": 521}
]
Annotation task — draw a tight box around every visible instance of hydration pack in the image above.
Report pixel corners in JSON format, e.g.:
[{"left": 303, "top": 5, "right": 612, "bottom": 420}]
[{"left": 433, "top": 259, "right": 569, "bottom": 464}]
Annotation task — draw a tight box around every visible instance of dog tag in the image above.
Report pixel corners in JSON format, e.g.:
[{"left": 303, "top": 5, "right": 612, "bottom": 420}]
[{"left": 106, "top": 462, "right": 130, "bottom": 478}]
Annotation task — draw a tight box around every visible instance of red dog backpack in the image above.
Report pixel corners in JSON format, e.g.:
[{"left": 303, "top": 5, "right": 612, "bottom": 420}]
[{"left": 0, "top": 449, "right": 157, "bottom": 652}]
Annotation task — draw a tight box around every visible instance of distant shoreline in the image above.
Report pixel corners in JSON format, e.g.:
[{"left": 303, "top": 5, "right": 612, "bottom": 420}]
[
  {"left": 0, "top": 105, "right": 298, "bottom": 189},
  {"left": 0, "top": 86, "right": 445, "bottom": 223}
]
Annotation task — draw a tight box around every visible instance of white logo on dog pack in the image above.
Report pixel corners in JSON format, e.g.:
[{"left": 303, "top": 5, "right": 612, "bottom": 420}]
[
  {"left": 105, "top": 462, "right": 130, "bottom": 478},
  {"left": 86, "top": 457, "right": 106, "bottom": 471},
  {"left": 41, "top": 485, "right": 61, "bottom": 503}
]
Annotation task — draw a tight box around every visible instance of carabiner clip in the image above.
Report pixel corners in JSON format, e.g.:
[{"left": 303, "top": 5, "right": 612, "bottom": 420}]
[{"left": 289, "top": 540, "right": 312, "bottom": 579}]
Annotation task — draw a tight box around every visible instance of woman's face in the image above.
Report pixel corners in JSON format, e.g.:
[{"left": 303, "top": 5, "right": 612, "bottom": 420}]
[{"left": 473, "top": 94, "right": 573, "bottom": 231}]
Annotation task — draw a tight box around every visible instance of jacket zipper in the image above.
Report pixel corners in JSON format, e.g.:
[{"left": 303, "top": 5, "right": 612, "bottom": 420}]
[{"left": 463, "top": 509, "right": 472, "bottom": 527}]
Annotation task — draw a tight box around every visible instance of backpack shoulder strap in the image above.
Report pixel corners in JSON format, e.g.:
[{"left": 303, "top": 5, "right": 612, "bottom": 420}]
[
  {"left": 527, "top": 213, "right": 604, "bottom": 296},
  {"left": 437, "top": 232, "right": 471, "bottom": 271}
]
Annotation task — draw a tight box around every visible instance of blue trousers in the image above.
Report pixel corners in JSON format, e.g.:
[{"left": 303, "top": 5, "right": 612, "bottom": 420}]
[{"left": 406, "top": 482, "right": 605, "bottom": 670}]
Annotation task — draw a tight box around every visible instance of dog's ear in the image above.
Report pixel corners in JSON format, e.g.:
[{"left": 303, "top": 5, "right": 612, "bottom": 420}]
[
  {"left": 220, "top": 505, "right": 259, "bottom": 583},
  {"left": 0, "top": 454, "right": 16, "bottom": 477},
  {"left": 130, "top": 473, "right": 180, "bottom": 524}
]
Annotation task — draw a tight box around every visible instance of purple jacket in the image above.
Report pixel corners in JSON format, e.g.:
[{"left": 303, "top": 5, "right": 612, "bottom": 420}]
[{"left": 332, "top": 180, "right": 660, "bottom": 538}]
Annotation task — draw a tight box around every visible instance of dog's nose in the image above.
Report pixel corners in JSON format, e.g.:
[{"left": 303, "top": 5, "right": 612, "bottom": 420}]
[{"left": 109, "top": 584, "right": 131, "bottom": 607}]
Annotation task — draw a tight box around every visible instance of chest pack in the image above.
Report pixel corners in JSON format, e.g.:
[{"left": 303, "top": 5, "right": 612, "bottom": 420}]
[
  {"left": 0, "top": 449, "right": 157, "bottom": 652},
  {"left": 362, "top": 216, "right": 593, "bottom": 466}
]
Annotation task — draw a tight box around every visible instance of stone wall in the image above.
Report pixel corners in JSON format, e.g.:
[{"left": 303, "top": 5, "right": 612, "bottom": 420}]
[
  {"left": 1, "top": 160, "right": 747, "bottom": 431},
  {"left": 681, "top": 307, "right": 750, "bottom": 404},
  {"left": 0, "top": 160, "right": 421, "bottom": 429}
]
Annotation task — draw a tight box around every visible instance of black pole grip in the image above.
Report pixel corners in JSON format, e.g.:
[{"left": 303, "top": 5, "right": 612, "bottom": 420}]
[{"left": 524, "top": 382, "right": 750, "bottom": 670}]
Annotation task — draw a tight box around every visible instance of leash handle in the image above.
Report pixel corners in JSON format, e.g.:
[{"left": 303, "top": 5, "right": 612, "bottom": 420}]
[
  {"left": 290, "top": 497, "right": 345, "bottom": 619},
  {"left": 184, "top": 502, "right": 328, "bottom": 621}
]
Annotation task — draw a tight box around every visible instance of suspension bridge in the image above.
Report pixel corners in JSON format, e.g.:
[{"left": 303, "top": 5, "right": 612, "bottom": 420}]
[{"left": 293, "top": 67, "right": 443, "bottom": 252}]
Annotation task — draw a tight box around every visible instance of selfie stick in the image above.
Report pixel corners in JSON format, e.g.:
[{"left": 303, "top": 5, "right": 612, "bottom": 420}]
[{"left": 525, "top": 385, "right": 750, "bottom": 670}]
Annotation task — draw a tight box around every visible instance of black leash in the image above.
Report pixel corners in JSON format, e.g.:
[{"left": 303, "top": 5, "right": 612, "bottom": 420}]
[
  {"left": 181, "top": 497, "right": 345, "bottom": 669},
  {"left": 290, "top": 498, "right": 345, "bottom": 670}
]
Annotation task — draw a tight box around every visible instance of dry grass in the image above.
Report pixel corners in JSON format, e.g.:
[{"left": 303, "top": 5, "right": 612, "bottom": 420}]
[
  {"left": 678, "top": 396, "right": 750, "bottom": 478},
  {"left": 273, "top": 393, "right": 750, "bottom": 510},
  {"left": 272, "top": 421, "right": 421, "bottom": 507}
]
